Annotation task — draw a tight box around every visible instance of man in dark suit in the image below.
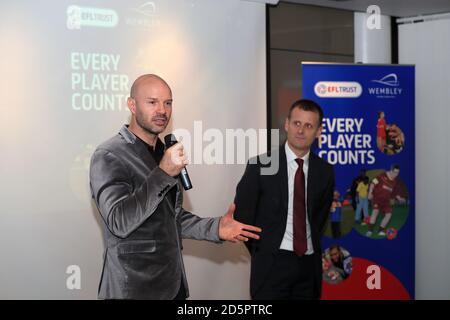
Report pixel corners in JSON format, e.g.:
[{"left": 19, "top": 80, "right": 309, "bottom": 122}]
[
  {"left": 234, "top": 99, "right": 334, "bottom": 300},
  {"left": 89, "top": 74, "right": 261, "bottom": 300}
]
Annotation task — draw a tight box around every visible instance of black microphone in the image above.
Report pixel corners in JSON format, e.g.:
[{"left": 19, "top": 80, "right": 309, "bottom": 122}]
[{"left": 164, "top": 134, "right": 193, "bottom": 191}]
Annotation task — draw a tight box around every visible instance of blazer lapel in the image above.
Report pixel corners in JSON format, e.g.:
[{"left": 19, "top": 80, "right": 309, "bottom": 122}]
[
  {"left": 119, "top": 125, "right": 158, "bottom": 170},
  {"left": 132, "top": 140, "right": 157, "bottom": 171},
  {"left": 119, "top": 125, "right": 176, "bottom": 216}
]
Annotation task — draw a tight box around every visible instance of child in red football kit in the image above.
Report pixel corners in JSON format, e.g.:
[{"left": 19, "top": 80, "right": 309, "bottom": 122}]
[{"left": 366, "top": 164, "right": 406, "bottom": 237}]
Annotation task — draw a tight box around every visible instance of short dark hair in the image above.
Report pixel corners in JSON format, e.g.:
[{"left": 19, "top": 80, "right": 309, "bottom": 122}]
[
  {"left": 391, "top": 164, "right": 400, "bottom": 171},
  {"left": 288, "top": 99, "right": 324, "bottom": 126}
]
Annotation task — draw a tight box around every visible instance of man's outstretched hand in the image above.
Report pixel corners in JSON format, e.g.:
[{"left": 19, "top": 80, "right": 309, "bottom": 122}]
[{"left": 219, "top": 203, "right": 262, "bottom": 243}]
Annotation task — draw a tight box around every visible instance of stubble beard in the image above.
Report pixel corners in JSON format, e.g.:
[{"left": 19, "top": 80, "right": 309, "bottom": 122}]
[{"left": 135, "top": 111, "right": 167, "bottom": 136}]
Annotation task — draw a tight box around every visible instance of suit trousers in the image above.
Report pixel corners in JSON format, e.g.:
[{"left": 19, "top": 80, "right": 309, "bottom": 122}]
[
  {"left": 253, "top": 249, "right": 318, "bottom": 300},
  {"left": 173, "top": 279, "right": 186, "bottom": 300}
]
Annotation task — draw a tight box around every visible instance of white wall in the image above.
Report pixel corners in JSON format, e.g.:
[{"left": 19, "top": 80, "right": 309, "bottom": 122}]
[
  {"left": 0, "top": 0, "right": 266, "bottom": 299},
  {"left": 398, "top": 15, "right": 450, "bottom": 299}
]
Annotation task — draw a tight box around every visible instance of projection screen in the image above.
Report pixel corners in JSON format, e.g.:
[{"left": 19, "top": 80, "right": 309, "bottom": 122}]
[{"left": 0, "top": 0, "right": 266, "bottom": 299}]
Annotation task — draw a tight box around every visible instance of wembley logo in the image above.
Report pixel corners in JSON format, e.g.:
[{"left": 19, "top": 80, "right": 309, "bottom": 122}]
[
  {"left": 131, "top": 2, "right": 156, "bottom": 17},
  {"left": 126, "top": 2, "right": 161, "bottom": 29},
  {"left": 314, "top": 81, "right": 362, "bottom": 98},
  {"left": 371, "top": 73, "right": 400, "bottom": 86},
  {"left": 369, "top": 73, "right": 402, "bottom": 97}
]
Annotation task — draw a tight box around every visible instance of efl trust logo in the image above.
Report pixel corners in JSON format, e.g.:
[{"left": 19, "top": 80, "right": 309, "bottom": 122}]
[
  {"left": 314, "top": 81, "right": 362, "bottom": 98},
  {"left": 66, "top": 5, "right": 118, "bottom": 30}
]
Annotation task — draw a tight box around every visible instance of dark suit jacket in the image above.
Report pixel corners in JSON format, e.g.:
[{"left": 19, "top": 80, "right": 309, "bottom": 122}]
[
  {"left": 234, "top": 144, "right": 334, "bottom": 298},
  {"left": 89, "top": 125, "right": 221, "bottom": 300}
]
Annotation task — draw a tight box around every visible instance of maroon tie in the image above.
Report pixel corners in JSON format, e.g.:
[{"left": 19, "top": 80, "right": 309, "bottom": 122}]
[{"left": 293, "top": 158, "right": 307, "bottom": 256}]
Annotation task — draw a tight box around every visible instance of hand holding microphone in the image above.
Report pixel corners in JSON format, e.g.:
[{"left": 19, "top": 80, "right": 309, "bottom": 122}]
[{"left": 160, "top": 134, "right": 193, "bottom": 190}]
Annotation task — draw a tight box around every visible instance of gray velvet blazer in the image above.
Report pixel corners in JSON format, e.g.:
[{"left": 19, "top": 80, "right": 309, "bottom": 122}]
[{"left": 89, "top": 125, "right": 221, "bottom": 300}]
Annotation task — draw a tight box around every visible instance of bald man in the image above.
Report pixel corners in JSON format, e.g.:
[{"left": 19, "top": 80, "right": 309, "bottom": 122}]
[{"left": 89, "top": 74, "right": 261, "bottom": 300}]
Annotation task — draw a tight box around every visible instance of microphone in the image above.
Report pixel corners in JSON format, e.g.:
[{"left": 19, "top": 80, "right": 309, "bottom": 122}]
[{"left": 164, "top": 134, "right": 193, "bottom": 191}]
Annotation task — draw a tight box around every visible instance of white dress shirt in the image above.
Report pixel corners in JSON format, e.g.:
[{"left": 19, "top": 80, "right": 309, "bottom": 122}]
[{"left": 279, "top": 142, "right": 314, "bottom": 254}]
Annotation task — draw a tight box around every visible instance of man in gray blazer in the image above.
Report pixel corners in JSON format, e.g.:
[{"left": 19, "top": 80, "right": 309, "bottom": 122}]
[{"left": 90, "top": 74, "right": 261, "bottom": 300}]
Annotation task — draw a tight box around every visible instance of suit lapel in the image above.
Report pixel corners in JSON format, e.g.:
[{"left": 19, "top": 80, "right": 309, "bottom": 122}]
[
  {"left": 278, "top": 145, "right": 289, "bottom": 215},
  {"left": 307, "top": 152, "right": 317, "bottom": 221},
  {"left": 280, "top": 145, "right": 315, "bottom": 220}
]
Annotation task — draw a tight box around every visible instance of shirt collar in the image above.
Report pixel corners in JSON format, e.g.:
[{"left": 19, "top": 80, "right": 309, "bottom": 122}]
[{"left": 285, "top": 141, "right": 310, "bottom": 165}]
